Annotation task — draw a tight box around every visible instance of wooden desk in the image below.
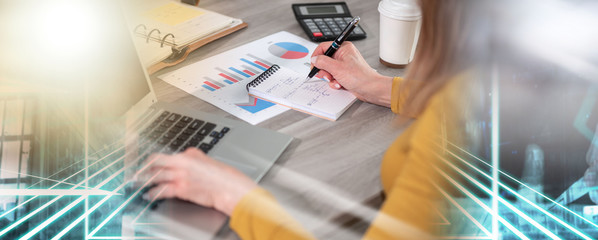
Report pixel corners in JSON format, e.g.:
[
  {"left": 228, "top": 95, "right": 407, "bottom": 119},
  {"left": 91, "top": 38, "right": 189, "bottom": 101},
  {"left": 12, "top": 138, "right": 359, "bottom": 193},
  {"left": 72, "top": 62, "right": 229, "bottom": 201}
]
[{"left": 150, "top": 0, "right": 408, "bottom": 238}]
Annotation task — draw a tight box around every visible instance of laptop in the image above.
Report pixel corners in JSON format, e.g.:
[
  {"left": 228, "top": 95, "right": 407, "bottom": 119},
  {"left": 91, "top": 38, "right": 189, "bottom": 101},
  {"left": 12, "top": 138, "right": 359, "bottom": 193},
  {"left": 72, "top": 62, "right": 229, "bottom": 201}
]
[{"left": 1, "top": 1, "right": 292, "bottom": 239}]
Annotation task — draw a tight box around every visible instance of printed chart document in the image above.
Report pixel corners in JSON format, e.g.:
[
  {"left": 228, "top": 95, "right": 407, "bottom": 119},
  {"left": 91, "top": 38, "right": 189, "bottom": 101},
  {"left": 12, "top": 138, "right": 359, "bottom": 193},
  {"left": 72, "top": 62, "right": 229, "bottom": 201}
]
[
  {"left": 159, "top": 31, "right": 318, "bottom": 125},
  {"left": 247, "top": 65, "right": 357, "bottom": 121}
]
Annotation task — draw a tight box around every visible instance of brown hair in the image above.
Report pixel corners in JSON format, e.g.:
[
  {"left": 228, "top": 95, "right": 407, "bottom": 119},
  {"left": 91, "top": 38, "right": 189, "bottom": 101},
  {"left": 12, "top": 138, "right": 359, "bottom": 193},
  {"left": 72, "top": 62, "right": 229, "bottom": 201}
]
[{"left": 399, "top": 0, "right": 480, "bottom": 117}]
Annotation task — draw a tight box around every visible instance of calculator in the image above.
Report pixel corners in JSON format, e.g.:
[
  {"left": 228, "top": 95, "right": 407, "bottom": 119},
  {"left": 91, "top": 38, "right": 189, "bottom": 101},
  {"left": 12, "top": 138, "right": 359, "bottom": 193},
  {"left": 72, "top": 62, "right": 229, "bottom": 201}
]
[{"left": 292, "top": 2, "right": 367, "bottom": 42}]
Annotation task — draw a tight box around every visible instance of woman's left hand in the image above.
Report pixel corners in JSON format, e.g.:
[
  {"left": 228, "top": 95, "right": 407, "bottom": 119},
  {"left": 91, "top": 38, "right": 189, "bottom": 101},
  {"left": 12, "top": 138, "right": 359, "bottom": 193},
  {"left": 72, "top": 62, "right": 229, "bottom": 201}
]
[{"left": 136, "top": 148, "right": 258, "bottom": 215}]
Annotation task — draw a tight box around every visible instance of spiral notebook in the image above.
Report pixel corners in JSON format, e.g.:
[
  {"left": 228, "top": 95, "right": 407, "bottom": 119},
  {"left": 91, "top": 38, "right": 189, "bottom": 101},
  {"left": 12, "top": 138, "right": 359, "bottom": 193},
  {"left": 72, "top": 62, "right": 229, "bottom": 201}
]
[
  {"left": 246, "top": 65, "right": 357, "bottom": 121},
  {"left": 127, "top": 0, "right": 247, "bottom": 74}
]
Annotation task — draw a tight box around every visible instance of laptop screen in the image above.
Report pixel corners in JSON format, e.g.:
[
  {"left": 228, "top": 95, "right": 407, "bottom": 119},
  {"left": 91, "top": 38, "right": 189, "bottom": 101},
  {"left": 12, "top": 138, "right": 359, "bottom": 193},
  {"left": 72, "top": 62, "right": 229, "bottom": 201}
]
[
  {"left": 0, "top": 0, "right": 158, "bottom": 237},
  {"left": 0, "top": 0, "right": 151, "bottom": 122}
]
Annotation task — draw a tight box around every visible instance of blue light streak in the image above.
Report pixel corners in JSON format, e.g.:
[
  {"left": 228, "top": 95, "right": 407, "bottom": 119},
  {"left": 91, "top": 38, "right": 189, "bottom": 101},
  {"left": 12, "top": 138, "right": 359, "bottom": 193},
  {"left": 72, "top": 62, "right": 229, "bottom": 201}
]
[
  {"left": 434, "top": 152, "right": 561, "bottom": 239},
  {"left": 436, "top": 185, "right": 493, "bottom": 237},
  {"left": 1, "top": 148, "right": 127, "bottom": 237},
  {"left": 446, "top": 140, "right": 598, "bottom": 229},
  {"left": 18, "top": 196, "right": 86, "bottom": 240},
  {"left": 87, "top": 170, "right": 163, "bottom": 238},
  {"left": 443, "top": 148, "right": 593, "bottom": 239},
  {"left": 0, "top": 145, "right": 124, "bottom": 220},
  {"left": 56, "top": 139, "right": 167, "bottom": 238},
  {"left": 434, "top": 167, "right": 530, "bottom": 240},
  {"left": 491, "top": 65, "right": 500, "bottom": 240}
]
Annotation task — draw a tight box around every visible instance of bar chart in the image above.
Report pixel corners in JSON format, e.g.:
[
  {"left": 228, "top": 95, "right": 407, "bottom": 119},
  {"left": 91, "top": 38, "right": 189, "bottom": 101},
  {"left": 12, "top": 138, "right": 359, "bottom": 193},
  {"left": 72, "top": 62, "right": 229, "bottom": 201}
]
[
  {"left": 201, "top": 54, "right": 274, "bottom": 92},
  {"left": 200, "top": 55, "right": 277, "bottom": 114},
  {"left": 159, "top": 31, "right": 317, "bottom": 124}
]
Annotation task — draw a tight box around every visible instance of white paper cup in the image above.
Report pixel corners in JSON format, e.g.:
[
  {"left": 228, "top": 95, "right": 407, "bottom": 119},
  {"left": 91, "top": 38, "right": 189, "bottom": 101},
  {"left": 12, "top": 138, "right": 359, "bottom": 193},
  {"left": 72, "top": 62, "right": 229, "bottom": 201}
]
[{"left": 378, "top": 0, "right": 421, "bottom": 68}]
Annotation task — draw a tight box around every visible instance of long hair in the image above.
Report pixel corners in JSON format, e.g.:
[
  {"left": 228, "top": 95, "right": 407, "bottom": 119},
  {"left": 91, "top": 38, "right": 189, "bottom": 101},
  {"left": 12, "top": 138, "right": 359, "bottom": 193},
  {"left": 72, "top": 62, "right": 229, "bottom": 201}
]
[{"left": 399, "top": 0, "right": 483, "bottom": 117}]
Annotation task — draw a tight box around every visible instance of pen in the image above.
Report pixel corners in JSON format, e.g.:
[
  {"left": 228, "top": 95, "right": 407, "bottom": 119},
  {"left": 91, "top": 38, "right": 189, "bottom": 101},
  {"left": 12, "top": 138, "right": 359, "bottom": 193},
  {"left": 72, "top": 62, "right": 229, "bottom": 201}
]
[{"left": 307, "top": 16, "right": 360, "bottom": 79}]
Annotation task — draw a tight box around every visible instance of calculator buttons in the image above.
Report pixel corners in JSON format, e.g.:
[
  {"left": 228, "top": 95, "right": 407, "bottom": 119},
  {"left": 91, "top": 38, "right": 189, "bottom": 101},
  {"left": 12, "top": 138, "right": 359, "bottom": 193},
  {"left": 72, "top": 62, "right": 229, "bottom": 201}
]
[{"left": 300, "top": 17, "right": 366, "bottom": 41}]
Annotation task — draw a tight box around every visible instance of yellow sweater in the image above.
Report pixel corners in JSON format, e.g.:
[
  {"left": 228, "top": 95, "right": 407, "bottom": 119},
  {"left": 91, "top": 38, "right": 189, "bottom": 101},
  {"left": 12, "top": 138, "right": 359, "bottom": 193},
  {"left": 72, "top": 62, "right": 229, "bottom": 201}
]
[{"left": 230, "top": 76, "right": 466, "bottom": 239}]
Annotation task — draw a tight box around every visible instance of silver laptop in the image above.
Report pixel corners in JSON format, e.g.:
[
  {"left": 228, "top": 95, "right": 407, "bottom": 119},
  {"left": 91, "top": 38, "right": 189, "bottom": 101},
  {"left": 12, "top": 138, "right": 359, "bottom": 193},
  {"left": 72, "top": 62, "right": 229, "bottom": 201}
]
[
  {"left": 0, "top": 1, "right": 292, "bottom": 239},
  {"left": 111, "top": 7, "right": 292, "bottom": 240}
]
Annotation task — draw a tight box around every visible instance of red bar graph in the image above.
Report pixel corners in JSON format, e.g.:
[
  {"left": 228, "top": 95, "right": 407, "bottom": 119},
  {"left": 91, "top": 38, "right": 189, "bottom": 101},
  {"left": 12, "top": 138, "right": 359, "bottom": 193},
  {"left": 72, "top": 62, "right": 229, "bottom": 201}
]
[
  {"left": 203, "top": 81, "right": 220, "bottom": 89},
  {"left": 219, "top": 73, "right": 239, "bottom": 83},
  {"left": 243, "top": 70, "right": 255, "bottom": 76},
  {"left": 254, "top": 61, "right": 270, "bottom": 69}
]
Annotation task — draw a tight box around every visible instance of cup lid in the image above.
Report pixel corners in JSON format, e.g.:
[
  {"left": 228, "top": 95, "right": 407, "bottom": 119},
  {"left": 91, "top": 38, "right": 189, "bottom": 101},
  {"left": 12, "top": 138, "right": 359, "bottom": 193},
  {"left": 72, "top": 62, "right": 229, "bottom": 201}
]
[{"left": 378, "top": 0, "right": 421, "bottom": 21}]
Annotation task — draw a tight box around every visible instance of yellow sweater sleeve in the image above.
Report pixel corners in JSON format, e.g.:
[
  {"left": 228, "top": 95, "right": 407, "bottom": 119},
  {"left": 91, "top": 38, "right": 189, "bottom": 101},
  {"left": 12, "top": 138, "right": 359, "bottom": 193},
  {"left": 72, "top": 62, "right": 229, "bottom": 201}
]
[
  {"left": 365, "top": 75, "right": 466, "bottom": 239},
  {"left": 230, "top": 187, "right": 315, "bottom": 240},
  {"left": 364, "top": 100, "right": 445, "bottom": 239}
]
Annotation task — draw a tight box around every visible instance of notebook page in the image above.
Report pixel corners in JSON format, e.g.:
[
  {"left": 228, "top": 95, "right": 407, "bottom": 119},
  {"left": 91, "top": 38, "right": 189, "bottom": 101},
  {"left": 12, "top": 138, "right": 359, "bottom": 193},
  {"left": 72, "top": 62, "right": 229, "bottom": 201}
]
[
  {"left": 287, "top": 78, "right": 356, "bottom": 117},
  {"left": 253, "top": 67, "right": 356, "bottom": 118}
]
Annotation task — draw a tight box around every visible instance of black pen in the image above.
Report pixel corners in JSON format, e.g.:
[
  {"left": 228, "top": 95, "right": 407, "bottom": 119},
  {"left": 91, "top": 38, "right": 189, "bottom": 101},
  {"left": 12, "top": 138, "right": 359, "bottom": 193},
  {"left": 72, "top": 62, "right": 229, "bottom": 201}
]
[{"left": 307, "top": 16, "right": 360, "bottom": 79}]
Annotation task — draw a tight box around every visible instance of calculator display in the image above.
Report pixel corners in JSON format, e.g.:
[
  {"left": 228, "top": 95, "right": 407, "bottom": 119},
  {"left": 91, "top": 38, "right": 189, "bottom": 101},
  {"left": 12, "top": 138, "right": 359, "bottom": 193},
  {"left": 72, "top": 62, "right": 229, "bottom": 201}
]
[{"left": 299, "top": 5, "right": 345, "bottom": 16}]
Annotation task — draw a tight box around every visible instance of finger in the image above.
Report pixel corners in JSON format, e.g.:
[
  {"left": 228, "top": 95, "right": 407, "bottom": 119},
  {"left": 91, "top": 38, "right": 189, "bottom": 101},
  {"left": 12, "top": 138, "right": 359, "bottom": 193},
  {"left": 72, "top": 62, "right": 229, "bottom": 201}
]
[
  {"left": 311, "top": 41, "right": 333, "bottom": 58},
  {"left": 314, "top": 69, "right": 333, "bottom": 81},
  {"left": 135, "top": 157, "right": 188, "bottom": 184},
  {"left": 310, "top": 42, "right": 334, "bottom": 69},
  {"left": 142, "top": 168, "right": 179, "bottom": 185},
  {"left": 133, "top": 154, "right": 163, "bottom": 180},
  {"left": 147, "top": 153, "right": 189, "bottom": 170},
  {"left": 181, "top": 147, "right": 210, "bottom": 162},
  {"left": 311, "top": 55, "right": 343, "bottom": 77},
  {"left": 137, "top": 153, "right": 170, "bottom": 172},
  {"left": 145, "top": 183, "right": 177, "bottom": 201},
  {"left": 328, "top": 80, "right": 342, "bottom": 90}
]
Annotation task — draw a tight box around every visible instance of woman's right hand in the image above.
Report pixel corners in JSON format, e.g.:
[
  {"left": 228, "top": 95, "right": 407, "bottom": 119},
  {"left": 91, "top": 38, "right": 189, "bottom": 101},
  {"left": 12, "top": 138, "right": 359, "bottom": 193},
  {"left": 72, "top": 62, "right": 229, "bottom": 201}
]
[
  {"left": 310, "top": 41, "right": 393, "bottom": 108},
  {"left": 135, "top": 148, "right": 258, "bottom": 216}
]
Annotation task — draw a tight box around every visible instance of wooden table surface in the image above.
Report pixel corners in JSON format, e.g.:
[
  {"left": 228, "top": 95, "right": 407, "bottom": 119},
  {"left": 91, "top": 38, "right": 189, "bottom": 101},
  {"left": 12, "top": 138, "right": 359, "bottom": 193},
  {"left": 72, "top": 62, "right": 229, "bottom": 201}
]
[{"left": 150, "top": 0, "right": 408, "bottom": 238}]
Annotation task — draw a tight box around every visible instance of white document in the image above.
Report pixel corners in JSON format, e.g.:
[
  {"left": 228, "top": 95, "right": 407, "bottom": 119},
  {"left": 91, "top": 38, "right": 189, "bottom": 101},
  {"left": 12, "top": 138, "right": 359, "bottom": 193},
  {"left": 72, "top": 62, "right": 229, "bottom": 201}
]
[
  {"left": 159, "top": 31, "right": 318, "bottom": 125},
  {"left": 247, "top": 65, "right": 357, "bottom": 121}
]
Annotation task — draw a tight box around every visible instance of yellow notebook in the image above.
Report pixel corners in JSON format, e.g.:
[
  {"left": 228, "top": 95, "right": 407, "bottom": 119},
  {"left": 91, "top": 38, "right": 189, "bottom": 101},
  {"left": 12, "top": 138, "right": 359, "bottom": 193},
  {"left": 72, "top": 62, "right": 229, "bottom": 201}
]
[
  {"left": 246, "top": 65, "right": 357, "bottom": 121},
  {"left": 127, "top": 0, "right": 247, "bottom": 74}
]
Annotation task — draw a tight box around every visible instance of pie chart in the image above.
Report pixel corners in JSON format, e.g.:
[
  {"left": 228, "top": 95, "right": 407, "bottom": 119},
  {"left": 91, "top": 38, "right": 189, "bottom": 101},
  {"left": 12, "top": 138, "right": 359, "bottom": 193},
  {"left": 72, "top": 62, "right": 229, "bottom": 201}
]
[{"left": 268, "top": 42, "right": 309, "bottom": 59}]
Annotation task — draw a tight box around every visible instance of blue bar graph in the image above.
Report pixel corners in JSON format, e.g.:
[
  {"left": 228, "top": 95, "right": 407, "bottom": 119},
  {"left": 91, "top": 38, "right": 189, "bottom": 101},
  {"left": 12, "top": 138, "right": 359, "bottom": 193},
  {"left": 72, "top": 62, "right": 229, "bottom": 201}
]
[
  {"left": 241, "top": 58, "right": 267, "bottom": 71},
  {"left": 229, "top": 67, "right": 251, "bottom": 78},
  {"left": 202, "top": 85, "right": 216, "bottom": 91},
  {"left": 224, "top": 80, "right": 234, "bottom": 84}
]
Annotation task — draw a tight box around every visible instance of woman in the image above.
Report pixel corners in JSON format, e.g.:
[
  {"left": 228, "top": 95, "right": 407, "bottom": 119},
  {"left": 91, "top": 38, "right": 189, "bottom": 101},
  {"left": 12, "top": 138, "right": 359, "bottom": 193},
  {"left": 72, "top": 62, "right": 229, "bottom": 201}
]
[{"left": 139, "top": 0, "right": 484, "bottom": 238}]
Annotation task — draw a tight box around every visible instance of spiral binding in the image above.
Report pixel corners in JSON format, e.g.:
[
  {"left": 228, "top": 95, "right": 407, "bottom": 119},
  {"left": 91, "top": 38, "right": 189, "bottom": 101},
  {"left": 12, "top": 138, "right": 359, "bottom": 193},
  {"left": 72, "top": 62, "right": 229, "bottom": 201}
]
[{"left": 246, "top": 65, "right": 280, "bottom": 90}]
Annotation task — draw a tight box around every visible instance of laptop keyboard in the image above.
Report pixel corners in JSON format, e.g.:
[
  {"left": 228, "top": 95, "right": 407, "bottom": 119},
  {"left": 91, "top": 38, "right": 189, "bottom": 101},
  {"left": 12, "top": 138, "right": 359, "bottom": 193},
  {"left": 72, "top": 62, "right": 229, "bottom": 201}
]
[
  {"left": 139, "top": 111, "right": 230, "bottom": 155},
  {"left": 129, "top": 110, "right": 231, "bottom": 210}
]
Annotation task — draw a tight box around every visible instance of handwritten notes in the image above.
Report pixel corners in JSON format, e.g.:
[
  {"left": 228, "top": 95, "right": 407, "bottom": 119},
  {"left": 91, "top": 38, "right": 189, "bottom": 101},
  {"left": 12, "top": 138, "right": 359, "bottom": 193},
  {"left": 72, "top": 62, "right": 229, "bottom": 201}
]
[{"left": 247, "top": 66, "right": 357, "bottom": 120}]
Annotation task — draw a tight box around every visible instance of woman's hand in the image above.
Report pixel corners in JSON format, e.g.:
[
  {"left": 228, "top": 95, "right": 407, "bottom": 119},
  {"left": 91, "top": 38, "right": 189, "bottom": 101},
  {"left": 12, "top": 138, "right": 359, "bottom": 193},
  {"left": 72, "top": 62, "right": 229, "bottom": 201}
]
[
  {"left": 310, "top": 41, "right": 393, "bottom": 108},
  {"left": 136, "top": 148, "right": 257, "bottom": 215}
]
